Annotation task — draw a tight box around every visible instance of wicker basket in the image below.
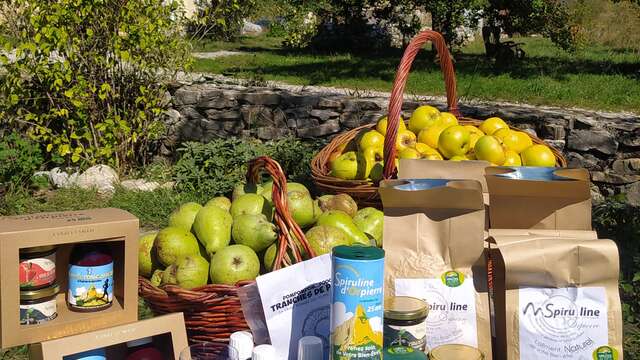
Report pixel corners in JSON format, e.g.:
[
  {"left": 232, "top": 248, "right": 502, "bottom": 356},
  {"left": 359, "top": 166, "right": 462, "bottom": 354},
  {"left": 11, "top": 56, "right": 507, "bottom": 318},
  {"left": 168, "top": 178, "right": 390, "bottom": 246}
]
[
  {"left": 139, "top": 156, "right": 316, "bottom": 343},
  {"left": 311, "top": 30, "right": 567, "bottom": 208}
]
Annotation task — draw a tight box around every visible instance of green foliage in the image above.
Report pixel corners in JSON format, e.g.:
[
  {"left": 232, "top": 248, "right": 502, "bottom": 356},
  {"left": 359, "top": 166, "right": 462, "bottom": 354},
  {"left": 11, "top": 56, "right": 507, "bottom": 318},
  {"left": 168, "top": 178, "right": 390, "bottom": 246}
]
[
  {"left": 189, "top": 0, "right": 256, "bottom": 41},
  {"left": 0, "top": 130, "right": 44, "bottom": 186},
  {"left": 0, "top": 0, "right": 190, "bottom": 170},
  {"left": 417, "top": 0, "right": 484, "bottom": 48},
  {"left": 570, "top": 0, "right": 640, "bottom": 53},
  {"left": 281, "top": 7, "right": 320, "bottom": 49}
]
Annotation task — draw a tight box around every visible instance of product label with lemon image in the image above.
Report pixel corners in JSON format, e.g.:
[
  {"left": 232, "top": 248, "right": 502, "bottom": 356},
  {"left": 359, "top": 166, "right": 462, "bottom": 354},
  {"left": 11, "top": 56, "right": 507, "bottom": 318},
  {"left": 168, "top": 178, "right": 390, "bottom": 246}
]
[
  {"left": 395, "top": 271, "right": 478, "bottom": 351},
  {"left": 68, "top": 263, "right": 113, "bottom": 309}
]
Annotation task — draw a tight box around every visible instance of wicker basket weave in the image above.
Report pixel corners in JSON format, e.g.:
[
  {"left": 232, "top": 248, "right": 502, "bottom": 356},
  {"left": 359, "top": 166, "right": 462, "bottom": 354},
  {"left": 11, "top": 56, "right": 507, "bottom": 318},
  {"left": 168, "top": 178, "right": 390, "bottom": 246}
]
[
  {"left": 311, "top": 30, "right": 567, "bottom": 208},
  {"left": 139, "top": 156, "right": 316, "bottom": 343}
]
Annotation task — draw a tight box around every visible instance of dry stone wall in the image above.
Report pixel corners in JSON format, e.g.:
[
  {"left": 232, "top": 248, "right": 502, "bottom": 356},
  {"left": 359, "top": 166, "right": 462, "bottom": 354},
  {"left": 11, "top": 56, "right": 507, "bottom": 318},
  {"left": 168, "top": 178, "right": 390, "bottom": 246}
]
[{"left": 164, "top": 75, "right": 640, "bottom": 205}]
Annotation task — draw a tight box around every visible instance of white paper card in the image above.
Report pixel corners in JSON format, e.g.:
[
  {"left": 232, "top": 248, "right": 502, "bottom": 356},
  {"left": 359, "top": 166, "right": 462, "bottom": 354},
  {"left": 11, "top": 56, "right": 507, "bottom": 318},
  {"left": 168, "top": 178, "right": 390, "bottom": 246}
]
[
  {"left": 256, "top": 254, "right": 332, "bottom": 360},
  {"left": 518, "top": 287, "right": 608, "bottom": 360},
  {"left": 395, "top": 275, "right": 478, "bottom": 351}
]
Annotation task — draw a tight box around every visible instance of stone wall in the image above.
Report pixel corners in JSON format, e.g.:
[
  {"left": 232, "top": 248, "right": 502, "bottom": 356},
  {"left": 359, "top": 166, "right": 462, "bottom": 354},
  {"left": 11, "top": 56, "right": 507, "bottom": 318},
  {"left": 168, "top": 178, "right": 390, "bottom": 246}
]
[{"left": 164, "top": 74, "right": 640, "bottom": 205}]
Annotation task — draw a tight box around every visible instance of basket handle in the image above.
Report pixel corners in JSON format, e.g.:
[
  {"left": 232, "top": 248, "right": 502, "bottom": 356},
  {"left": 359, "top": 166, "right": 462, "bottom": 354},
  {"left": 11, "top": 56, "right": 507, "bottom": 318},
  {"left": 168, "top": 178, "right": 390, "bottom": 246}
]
[
  {"left": 247, "top": 156, "right": 316, "bottom": 271},
  {"left": 383, "top": 30, "right": 460, "bottom": 179}
]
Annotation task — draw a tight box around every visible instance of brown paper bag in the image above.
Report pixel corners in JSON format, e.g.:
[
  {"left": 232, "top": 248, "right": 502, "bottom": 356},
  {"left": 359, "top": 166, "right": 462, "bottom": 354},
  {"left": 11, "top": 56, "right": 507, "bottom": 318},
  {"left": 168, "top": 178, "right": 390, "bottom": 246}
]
[
  {"left": 490, "top": 235, "right": 623, "bottom": 360},
  {"left": 379, "top": 179, "right": 492, "bottom": 357},
  {"left": 485, "top": 167, "right": 591, "bottom": 230}
]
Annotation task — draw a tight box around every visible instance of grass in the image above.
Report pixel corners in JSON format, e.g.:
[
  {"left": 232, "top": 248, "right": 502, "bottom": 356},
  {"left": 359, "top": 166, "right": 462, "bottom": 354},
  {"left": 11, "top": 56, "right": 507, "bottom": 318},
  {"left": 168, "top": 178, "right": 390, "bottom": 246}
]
[{"left": 192, "top": 35, "right": 640, "bottom": 112}]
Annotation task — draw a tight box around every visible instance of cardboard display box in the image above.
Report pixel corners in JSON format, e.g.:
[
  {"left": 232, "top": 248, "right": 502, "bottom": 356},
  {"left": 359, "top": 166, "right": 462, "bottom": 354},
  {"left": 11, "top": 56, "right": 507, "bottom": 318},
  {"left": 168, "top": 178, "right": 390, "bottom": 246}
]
[
  {"left": 0, "top": 208, "right": 139, "bottom": 348},
  {"left": 30, "top": 313, "right": 188, "bottom": 360}
]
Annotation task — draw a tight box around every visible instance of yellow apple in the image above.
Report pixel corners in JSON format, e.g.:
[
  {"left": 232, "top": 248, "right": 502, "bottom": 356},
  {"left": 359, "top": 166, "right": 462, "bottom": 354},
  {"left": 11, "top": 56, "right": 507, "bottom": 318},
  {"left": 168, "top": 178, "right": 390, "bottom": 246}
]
[
  {"left": 376, "top": 115, "right": 406, "bottom": 136},
  {"left": 359, "top": 130, "right": 385, "bottom": 150},
  {"left": 521, "top": 144, "right": 556, "bottom": 167},
  {"left": 493, "top": 128, "right": 511, "bottom": 140},
  {"left": 466, "top": 151, "right": 477, "bottom": 160},
  {"left": 510, "top": 131, "right": 533, "bottom": 154},
  {"left": 330, "top": 151, "right": 359, "bottom": 179},
  {"left": 503, "top": 150, "right": 522, "bottom": 166},
  {"left": 395, "top": 129, "right": 417, "bottom": 151},
  {"left": 449, "top": 155, "right": 468, "bottom": 161},
  {"left": 438, "top": 112, "right": 459, "bottom": 128},
  {"left": 468, "top": 133, "right": 481, "bottom": 150},
  {"left": 438, "top": 125, "right": 471, "bottom": 159},
  {"left": 423, "top": 153, "right": 444, "bottom": 160},
  {"left": 415, "top": 142, "right": 437, "bottom": 155},
  {"left": 398, "top": 148, "right": 422, "bottom": 159},
  {"left": 408, "top": 105, "right": 440, "bottom": 134},
  {"left": 465, "top": 125, "right": 484, "bottom": 136},
  {"left": 474, "top": 135, "right": 506, "bottom": 165},
  {"left": 479, "top": 117, "right": 509, "bottom": 135},
  {"left": 418, "top": 124, "right": 448, "bottom": 149}
]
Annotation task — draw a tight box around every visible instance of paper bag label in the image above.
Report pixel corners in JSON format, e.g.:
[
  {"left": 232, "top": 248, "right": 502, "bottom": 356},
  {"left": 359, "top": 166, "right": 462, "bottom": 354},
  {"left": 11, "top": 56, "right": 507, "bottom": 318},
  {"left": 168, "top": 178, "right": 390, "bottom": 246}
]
[
  {"left": 395, "top": 274, "right": 478, "bottom": 350},
  {"left": 518, "top": 287, "right": 613, "bottom": 360}
]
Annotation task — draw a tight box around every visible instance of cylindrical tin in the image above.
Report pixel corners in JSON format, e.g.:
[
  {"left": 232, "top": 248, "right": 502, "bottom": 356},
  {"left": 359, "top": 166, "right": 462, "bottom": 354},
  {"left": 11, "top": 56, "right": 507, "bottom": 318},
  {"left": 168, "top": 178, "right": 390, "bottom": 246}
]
[{"left": 330, "top": 245, "right": 384, "bottom": 360}]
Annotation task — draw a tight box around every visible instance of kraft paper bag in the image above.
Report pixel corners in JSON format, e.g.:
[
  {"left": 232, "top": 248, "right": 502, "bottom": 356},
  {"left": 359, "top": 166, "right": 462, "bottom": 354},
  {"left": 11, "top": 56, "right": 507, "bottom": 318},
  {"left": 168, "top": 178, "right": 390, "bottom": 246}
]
[
  {"left": 485, "top": 167, "right": 591, "bottom": 230},
  {"left": 379, "top": 179, "right": 492, "bottom": 358},
  {"left": 490, "top": 235, "right": 623, "bottom": 360}
]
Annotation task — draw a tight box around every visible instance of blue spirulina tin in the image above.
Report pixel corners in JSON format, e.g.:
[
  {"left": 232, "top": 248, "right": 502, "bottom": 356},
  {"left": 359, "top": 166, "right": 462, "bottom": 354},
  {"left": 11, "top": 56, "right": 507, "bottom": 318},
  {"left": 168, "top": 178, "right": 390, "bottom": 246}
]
[{"left": 330, "top": 245, "right": 385, "bottom": 360}]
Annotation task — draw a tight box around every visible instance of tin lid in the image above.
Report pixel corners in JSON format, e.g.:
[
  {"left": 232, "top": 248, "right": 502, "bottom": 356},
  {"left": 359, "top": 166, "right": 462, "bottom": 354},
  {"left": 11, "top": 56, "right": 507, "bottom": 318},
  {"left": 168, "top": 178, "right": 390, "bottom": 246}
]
[
  {"left": 383, "top": 346, "right": 427, "bottom": 360},
  {"left": 332, "top": 245, "right": 384, "bottom": 261},
  {"left": 20, "top": 283, "right": 60, "bottom": 300},
  {"left": 384, "top": 296, "right": 428, "bottom": 321},
  {"left": 20, "top": 245, "right": 56, "bottom": 254},
  {"left": 429, "top": 344, "right": 483, "bottom": 360}
]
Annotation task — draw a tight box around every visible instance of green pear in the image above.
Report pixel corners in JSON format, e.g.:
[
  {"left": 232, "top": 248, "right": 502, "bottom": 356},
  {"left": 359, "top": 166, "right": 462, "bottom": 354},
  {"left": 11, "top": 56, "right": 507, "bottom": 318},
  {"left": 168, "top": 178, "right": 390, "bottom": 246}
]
[
  {"left": 305, "top": 225, "right": 350, "bottom": 255},
  {"left": 150, "top": 269, "right": 164, "bottom": 287},
  {"left": 168, "top": 202, "right": 202, "bottom": 231},
  {"left": 264, "top": 243, "right": 277, "bottom": 272},
  {"left": 353, "top": 207, "right": 384, "bottom": 246},
  {"left": 138, "top": 232, "right": 159, "bottom": 278},
  {"left": 232, "top": 214, "right": 278, "bottom": 252},
  {"left": 192, "top": 205, "right": 233, "bottom": 256},
  {"left": 161, "top": 265, "right": 177, "bottom": 286},
  {"left": 230, "top": 193, "right": 272, "bottom": 219},
  {"left": 261, "top": 181, "right": 311, "bottom": 202},
  {"left": 154, "top": 227, "right": 201, "bottom": 267},
  {"left": 288, "top": 190, "right": 317, "bottom": 228},
  {"left": 210, "top": 245, "right": 260, "bottom": 285},
  {"left": 232, "top": 183, "right": 263, "bottom": 201},
  {"left": 174, "top": 255, "right": 210, "bottom": 289},
  {"left": 318, "top": 194, "right": 358, "bottom": 217},
  {"left": 316, "top": 210, "right": 370, "bottom": 245},
  {"left": 205, "top": 196, "right": 231, "bottom": 211}
]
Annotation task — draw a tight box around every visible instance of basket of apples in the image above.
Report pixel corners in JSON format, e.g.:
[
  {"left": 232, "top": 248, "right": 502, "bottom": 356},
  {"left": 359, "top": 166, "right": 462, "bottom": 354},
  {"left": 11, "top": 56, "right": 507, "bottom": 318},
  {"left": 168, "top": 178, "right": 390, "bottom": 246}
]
[{"left": 311, "top": 30, "right": 566, "bottom": 208}]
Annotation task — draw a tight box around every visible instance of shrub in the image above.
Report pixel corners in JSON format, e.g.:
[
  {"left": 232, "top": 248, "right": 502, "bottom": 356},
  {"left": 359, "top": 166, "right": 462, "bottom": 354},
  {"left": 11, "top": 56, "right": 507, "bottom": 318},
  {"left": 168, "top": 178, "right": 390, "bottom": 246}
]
[
  {"left": 189, "top": 0, "right": 256, "bottom": 41},
  {"left": 0, "top": 0, "right": 191, "bottom": 171},
  {"left": 0, "top": 130, "right": 44, "bottom": 187}
]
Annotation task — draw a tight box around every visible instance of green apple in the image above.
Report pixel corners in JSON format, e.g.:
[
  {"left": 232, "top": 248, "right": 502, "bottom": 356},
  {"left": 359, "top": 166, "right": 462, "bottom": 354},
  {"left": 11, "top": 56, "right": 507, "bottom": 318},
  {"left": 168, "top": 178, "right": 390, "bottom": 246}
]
[
  {"left": 232, "top": 214, "right": 277, "bottom": 252},
  {"left": 438, "top": 125, "right": 471, "bottom": 159},
  {"left": 479, "top": 117, "right": 508, "bottom": 135},
  {"left": 359, "top": 130, "right": 385, "bottom": 150},
  {"left": 408, "top": 105, "right": 441, "bottom": 134},
  {"left": 330, "top": 151, "right": 359, "bottom": 180},
  {"left": 376, "top": 115, "right": 405, "bottom": 136},
  {"left": 353, "top": 207, "right": 383, "bottom": 246},
  {"left": 192, "top": 205, "right": 233, "bottom": 256},
  {"left": 154, "top": 227, "right": 201, "bottom": 267},
  {"left": 210, "top": 245, "right": 260, "bottom": 285},
  {"left": 205, "top": 196, "right": 231, "bottom": 211},
  {"left": 162, "top": 255, "right": 210, "bottom": 289},
  {"left": 437, "top": 112, "right": 459, "bottom": 128},
  {"left": 395, "top": 129, "right": 417, "bottom": 151},
  {"left": 474, "top": 135, "right": 506, "bottom": 165},
  {"left": 138, "top": 232, "right": 159, "bottom": 278},
  {"left": 398, "top": 148, "right": 422, "bottom": 159},
  {"left": 230, "top": 193, "right": 272, "bottom": 219},
  {"left": 316, "top": 210, "right": 370, "bottom": 245},
  {"left": 168, "top": 202, "right": 202, "bottom": 231},
  {"left": 305, "top": 225, "right": 350, "bottom": 255}
]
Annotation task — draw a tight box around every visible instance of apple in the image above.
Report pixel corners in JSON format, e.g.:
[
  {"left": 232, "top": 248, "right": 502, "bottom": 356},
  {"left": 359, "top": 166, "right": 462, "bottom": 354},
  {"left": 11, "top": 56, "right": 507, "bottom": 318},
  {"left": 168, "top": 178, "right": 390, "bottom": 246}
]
[
  {"left": 437, "top": 125, "right": 471, "bottom": 159},
  {"left": 521, "top": 144, "right": 555, "bottom": 167},
  {"left": 359, "top": 130, "right": 385, "bottom": 150},
  {"left": 168, "top": 202, "right": 202, "bottom": 231},
  {"left": 408, "top": 105, "right": 440, "bottom": 134},
  {"left": 353, "top": 207, "right": 383, "bottom": 246},
  {"left": 376, "top": 115, "right": 406, "bottom": 136},
  {"left": 205, "top": 196, "right": 231, "bottom": 212},
  {"left": 474, "top": 135, "right": 506, "bottom": 165},
  {"left": 464, "top": 125, "right": 484, "bottom": 136},
  {"left": 330, "top": 151, "right": 359, "bottom": 180},
  {"left": 508, "top": 131, "right": 533, "bottom": 154},
  {"left": 437, "top": 112, "right": 459, "bottom": 128},
  {"left": 415, "top": 143, "right": 443, "bottom": 159},
  {"left": 503, "top": 150, "right": 522, "bottom": 166},
  {"left": 210, "top": 244, "right": 260, "bottom": 285},
  {"left": 479, "top": 117, "right": 508, "bottom": 135},
  {"left": 418, "top": 123, "right": 448, "bottom": 149},
  {"left": 398, "top": 148, "right": 422, "bottom": 159},
  {"left": 363, "top": 146, "right": 384, "bottom": 164},
  {"left": 154, "top": 227, "right": 201, "bottom": 267},
  {"left": 449, "top": 155, "right": 468, "bottom": 161},
  {"left": 468, "top": 133, "right": 481, "bottom": 149},
  {"left": 395, "top": 129, "right": 417, "bottom": 151}
]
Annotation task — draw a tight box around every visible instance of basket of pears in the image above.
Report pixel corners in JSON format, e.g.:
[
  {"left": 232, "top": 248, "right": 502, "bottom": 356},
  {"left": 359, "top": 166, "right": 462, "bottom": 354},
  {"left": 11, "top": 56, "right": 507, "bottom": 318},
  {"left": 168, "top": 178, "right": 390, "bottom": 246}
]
[{"left": 311, "top": 30, "right": 566, "bottom": 208}]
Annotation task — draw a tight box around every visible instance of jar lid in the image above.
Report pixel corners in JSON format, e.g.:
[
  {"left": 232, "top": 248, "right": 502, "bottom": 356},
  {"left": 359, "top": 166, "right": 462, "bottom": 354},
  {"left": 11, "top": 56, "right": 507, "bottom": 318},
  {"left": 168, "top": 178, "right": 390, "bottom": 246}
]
[
  {"left": 20, "top": 245, "right": 56, "bottom": 254},
  {"left": 332, "top": 245, "right": 384, "bottom": 261},
  {"left": 384, "top": 296, "right": 428, "bottom": 321},
  {"left": 230, "top": 331, "right": 254, "bottom": 360},
  {"left": 383, "top": 346, "right": 427, "bottom": 360},
  {"left": 21, "top": 283, "right": 60, "bottom": 300},
  {"left": 429, "top": 344, "right": 483, "bottom": 360},
  {"left": 252, "top": 344, "right": 277, "bottom": 360},
  {"left": 127, "top": 337, "right": 153, "bottom": 348}
]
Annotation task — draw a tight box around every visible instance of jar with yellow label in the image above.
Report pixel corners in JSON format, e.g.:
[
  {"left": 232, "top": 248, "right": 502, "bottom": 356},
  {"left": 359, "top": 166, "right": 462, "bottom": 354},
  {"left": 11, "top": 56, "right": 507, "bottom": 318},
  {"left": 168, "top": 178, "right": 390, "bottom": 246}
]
[
  {"left": 384, "top": 296, "right": 429, "bottom": 351},
  {"left": 429, "top": 344, "right": 483, "bottom": 360}
]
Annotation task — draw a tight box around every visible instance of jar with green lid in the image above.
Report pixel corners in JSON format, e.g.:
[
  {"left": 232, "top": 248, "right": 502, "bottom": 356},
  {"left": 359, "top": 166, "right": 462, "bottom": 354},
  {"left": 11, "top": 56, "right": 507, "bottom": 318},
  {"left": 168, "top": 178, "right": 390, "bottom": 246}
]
[
  {"left": 20, "top": 283, "right": 60, "bottom": 325},
  {"left": 384, "top": 296, "right": 429, "bottom": 351},
  {"left": 429, "top": 344, "right": 483, "bottom": 360},
  {"left": 384, "top": 346, "right": 427, "bottom": 360}
]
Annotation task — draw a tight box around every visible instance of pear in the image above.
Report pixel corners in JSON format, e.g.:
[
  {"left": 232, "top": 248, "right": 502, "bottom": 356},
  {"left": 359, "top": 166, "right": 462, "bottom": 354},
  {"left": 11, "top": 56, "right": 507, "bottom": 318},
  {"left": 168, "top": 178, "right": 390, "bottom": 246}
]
[
  {"left": 264, "top": 243, "right": 277, "bottom": 272},
  {"left": 150, "top": 269, "right": 164, "bottom": 287},
  {"left": 161, "top": 265, "right": 177, "bottom": 286},
  {"left": 173, "top": 255, "right": 210, "bottom": 289},
  {"left": 316, "top": 210, "right": 370, "bottom": 245},
  {"left": 138, "top": 232, "right": 159, "bottom": 278},
  {"left": 154, "top": 227, "right": 201, "bottom": 267},
  {"left": 168, "top": 202, "right": 202, "bottom": 231},
  {"left": 232, "top": 183, "right": 263, "bottom": 201},
  {"left": 305, "top": 225, "right": 350, "bottom": 255},
  {"left": 232, "top": 214, "right": 278, "bottom": 252},
  {"left": 318, "top": 194, "right": 358, "bottom": 217},
  {"left": 288, "top": 190, "right": 317, "bottom": 228},
  {"left": 353, "top": 207, "right": 384, "bottom": 246},
  {"left": 260, "top": 181, "right": 311, "bottom": 202},
  {"left": 205, "top": 196, "right": 232, "bottom": 211},
  {"left": 192, "top": 205, "right": 233, "bottom": 256},
  {"left": 230, "top": 193, "right": 273, "bottom": 219}
]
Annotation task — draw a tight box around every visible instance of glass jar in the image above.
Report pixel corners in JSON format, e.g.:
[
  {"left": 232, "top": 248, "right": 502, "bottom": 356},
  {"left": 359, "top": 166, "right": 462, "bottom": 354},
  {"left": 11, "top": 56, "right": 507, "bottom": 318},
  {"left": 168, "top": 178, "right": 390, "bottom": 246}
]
[
  {"left": 68, "top": 243, "right": 114, "bottom": 312},
  {"left": 20, "top": 283, "right": 59, "bottom": 325},
  {"left": 19, "top": 245, "right": 57, "bottom": 290},
  {"left": 383, "top": 346, "right": 427, "bottom": 360},
  {"left": 428, "top": 344, "right": 483, "bottom": 360},
  {"left": 383, "top": 296, "right": 429, "bottom": 351}
]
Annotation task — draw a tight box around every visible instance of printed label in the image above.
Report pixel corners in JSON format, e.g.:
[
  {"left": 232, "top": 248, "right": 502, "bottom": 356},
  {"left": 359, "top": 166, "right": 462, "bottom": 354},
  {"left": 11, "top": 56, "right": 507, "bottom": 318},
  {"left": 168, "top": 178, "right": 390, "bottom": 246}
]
[
  {"left": 68, "top": 263, "right": 114, "bottom": 309},
  {"left": 20, "top": 254, "right": 56, "bottom": 289},
  {"left": 383, "top": 322, "right": 426, "bottom": 351},
  {"left": 518, "top": 287, "right": 612, "bottom": 360},
  {"left": 395, "top": 273, "right": 478, "bottom": 351},
  {"left": 20, "top": 298, "right": 57, "bottom": 325}
]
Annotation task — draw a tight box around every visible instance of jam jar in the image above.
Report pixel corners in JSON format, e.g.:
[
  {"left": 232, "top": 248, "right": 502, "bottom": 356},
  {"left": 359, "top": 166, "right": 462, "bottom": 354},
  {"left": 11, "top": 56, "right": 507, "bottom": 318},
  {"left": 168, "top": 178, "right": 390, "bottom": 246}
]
[
  {"left": 19, "top": 246, "right": 57, "bottom": 290},
  {"left": 383, "top": 296, "right": 429, "bottom": 351},
  {"left": 68, "top": 243, "right": 114, "bottom": 312},
  {"left": 20, "top": 283, "right": 60, "bottom": 325}
]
